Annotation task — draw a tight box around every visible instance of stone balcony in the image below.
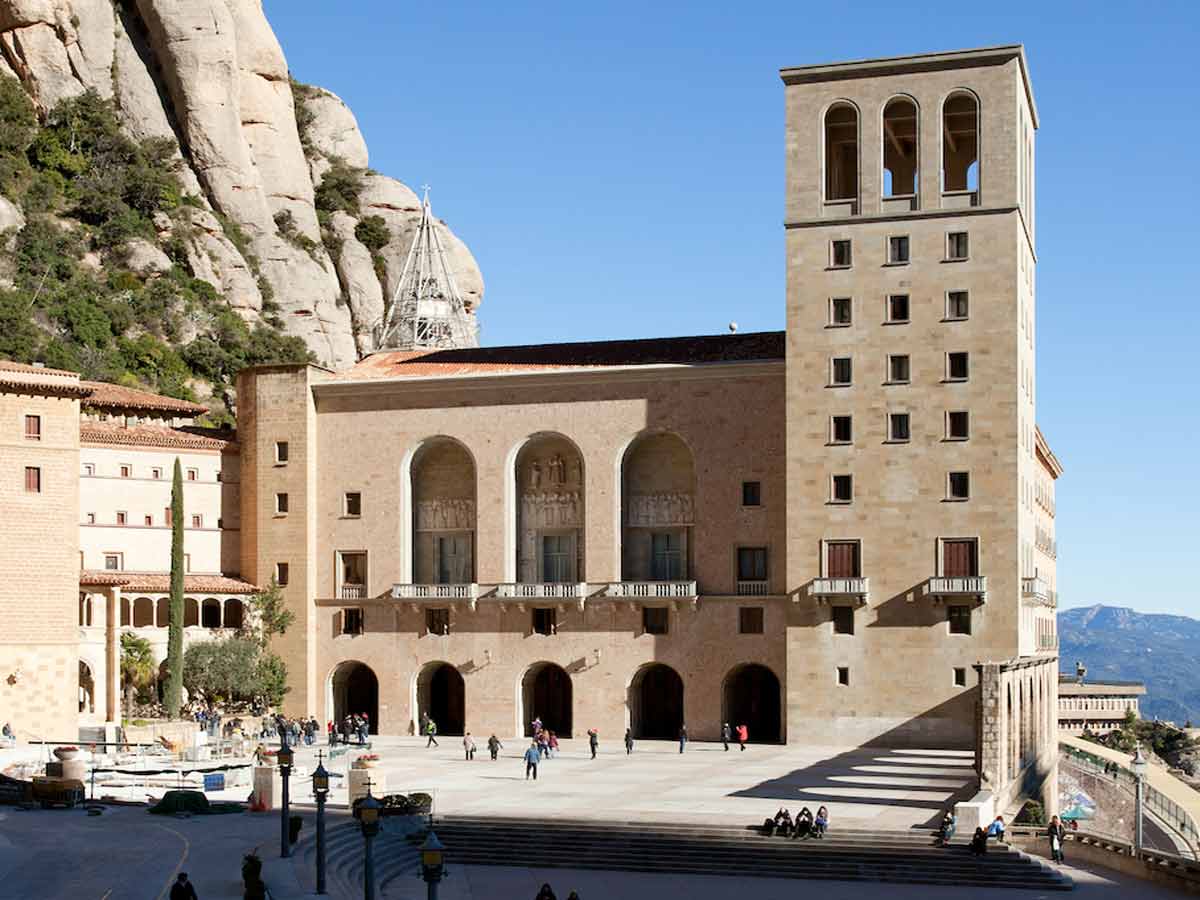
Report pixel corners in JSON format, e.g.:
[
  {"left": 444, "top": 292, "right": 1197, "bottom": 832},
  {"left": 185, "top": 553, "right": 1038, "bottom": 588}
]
[
  {"left": 494, "top": 582, "right": 589, "bottom": 601},
  {"left": 339, "top": 583, "right": 366, "bottom": 601},
  {"left": 925, "top": 576, "right": 988, "bottom": 602},
  {"left": 1021, "top": 577, "right": 1056, "bottom": 606},
  {"left": 736, "top": 580, "right": 770, "bottom": 597},
  {"left": 807, "top": 577, "right": 870, "bottom": 604},
  {"left": 603, "top": 581, "right": 697, "bottom": 600},
  {"left": 391, "top": 583, "right": 479, "bottom": 602}
]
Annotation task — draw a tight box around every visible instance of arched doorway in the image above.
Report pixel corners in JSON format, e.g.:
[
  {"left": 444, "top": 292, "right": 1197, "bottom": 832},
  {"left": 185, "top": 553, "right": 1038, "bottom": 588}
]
[
  {"left": 79, "top": 661, "right": 95, "bottom": 714},
  {"left": 630, "top": 663, "right": 683, "bottom": 739},
  {"left": 417, "top": 662, "right": 465, "bottom": 736},
  {"left": 523, "top": 662, "right": 572, "bottom": 737},
  {"left": 723, "top": 664, "right": 782, "bottom": 744},
  {"left": 331, "top": 662, "right": 379, "bottom": 734}
]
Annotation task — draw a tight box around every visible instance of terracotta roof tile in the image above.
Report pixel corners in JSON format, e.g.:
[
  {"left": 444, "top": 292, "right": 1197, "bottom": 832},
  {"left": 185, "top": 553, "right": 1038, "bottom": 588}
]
[
  {"left": 79, "top": 571, "right": 130, "bottom": 587},
  {"left": 80, "top": 571, "right": 259, "bottom": 594},
  {"left": 0, "top": 358, "right": 90, "bottom": 398},
  {"left": 80, "top": 421, "right": 233, "bottom": 452},
  {"left": 0, "top": 359, "right": 79, "bottom": 378},
  {"left": 343, "top": 331, "right": 786, "bottom": 380},
  {"left": 81, "top": 381, "right": 208, "bottom": 415}
]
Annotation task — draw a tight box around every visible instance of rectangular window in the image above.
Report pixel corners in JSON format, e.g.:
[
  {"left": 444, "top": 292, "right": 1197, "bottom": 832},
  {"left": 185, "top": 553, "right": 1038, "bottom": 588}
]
[
  {"left": 104, "top": 553, "right": 122, "bottom": 571},
  {"left": 947, "top": 605, "right": 972, "bottom": 635},
  {"left": 836, "top": 666, "right": 850, "bottom": 686},
  {"left": 184, "top": 553, "right": 191, "bottom": 573},
  {"left": 532, "top": 607, "right": 557, "bottom": 636},
  {"left": 86, "top": 512, "right": 96, "bottom": 524},
  {"left": 650, "top": 532, "right": 684, "bottom": 581},
  {"left": 24, "top": 415, "right": 41, "bottom": 440},
  {"left": 340, "top": 552, "right": 367, "bottom": 597},
  {"left": 942, "top": 539, "right": 979, "bottom": 577},
  {"left": 887, "top": 235, "right": 910, "bottom": 264},
  {"left": 953, "top": 666, "right": 968, "bottom": 687},
  {"left": 275, "top": 441, "right": 289, "bottom": 464},
  {"left": 643, "top": 606, "right": 670, "bottom": 635},
  {"left": 831, "top": 474, "right": 853, "bottom": 504},
  {"left": 738, "top": 607, "right": 764, "bottom": 635},
  {"left": 826, "top": 540, "right": 861, "bottom": 577},
  {"left": 116, "top": 511, "right": 127, "bottom": 525},
  {"left": 886, "top": 294, "right": 910, "bottom": 323},
  {"left": 829, "top": 297, "right": 852, "bottom": 326},
  {"left": 119, "top": 465, "right": 131, "bottom": 478},
  {"left": 342, "top": 608, "right": 364, "bottom": 635},
  {"left": 830, "top": 415, "right": 852, "bottom": 444},
  {"left": 144, "top": 514, "right": 152, "bottom": 526},
  {"left": 164, "top": 507, "right": 172, "bottom": 526},
  {"left": 24, "top": 466, "right": 41, "bottom": 493},
  {"left": 275, "top": 492, "right": 289, "bottom": 515},
  {"left": 888, "top": 354, "right": 910, "bottom": 384},
  {"left": 741, "top": 481, "right": 761, "bottom": 507},
  {"left": 736, "top": 547, "right": 768, "bottom": 581},
  {"left": 831, "top": 357, "right": 852, "bottom": 386},
  {"left": 436, "top": 534, "right": 472, "bottom": 584},
  {"left": 344, "top": 492, "right": 362, "bottom": 517},
  {"left": 541, "top": 534, "right": 574, "bottom": 583},
  {"left": 946, "top": 291, "right": 969, "bottom": 320},
  {"left": 832, "top": 605, "right": 855, "bottom": 635},
  {"left": 888, "top": 412, "right": 910, "bottom": 442},
  {"left": 947, "top": 231, "right": 969, "bottom": 260},
  {"left": 947, "top": 411, "right": 970, "bottom": 440},
  {"left": 191, "top": 514, "right": 203, "bottom": 528},
  {"left": 426, "top": 607, "right": 450, "bottom": 636},
  {"left": 947, "top": 471, "right": 971, "bottom": 501},
  {"left": 83, "top": 463, "right": 95, "bottom": 477},
  {"left": 830, "top": 239, "right": 852, "bottom": 268},
  {"left": 275, "top": 562, "right": 289, "bottom": 586},
  {"left": 186, "top": 468, "right": 198, "bottom": 481},
  {"left": 947, "top": 352, "right": 969, "bottom": 381},
  {"left": 152, "top": 467, "right": 162, "bottom": 480}
]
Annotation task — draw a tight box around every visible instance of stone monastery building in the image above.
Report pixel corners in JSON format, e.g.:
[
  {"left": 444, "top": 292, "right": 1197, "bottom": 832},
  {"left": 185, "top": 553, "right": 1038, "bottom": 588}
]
[{"left": 2, "top": 46, "right": 1061, "bottom": 811}]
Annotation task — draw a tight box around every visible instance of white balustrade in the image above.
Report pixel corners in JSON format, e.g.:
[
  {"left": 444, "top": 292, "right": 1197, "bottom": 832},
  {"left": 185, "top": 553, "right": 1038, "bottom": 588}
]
[
  {"left": 391, "top": 583, "right": 479, "bottom": 601},
  {"left": 809, "top": 577, "right": 870, "bottom": 598},
  {"left": 494, "top": 582, "right": 588, "bottom": 600},
  {"left": 339, "top": 583, "right": 365, "bottom": 600},
  {"left": 736, "top": 580, "right": 770, "bottom": 596},
  {"left": 928, "top": 576, "right": 988, "bottom": 596},
  {"left": 604, "top": 581, "right": 697, "bottom": 599}
]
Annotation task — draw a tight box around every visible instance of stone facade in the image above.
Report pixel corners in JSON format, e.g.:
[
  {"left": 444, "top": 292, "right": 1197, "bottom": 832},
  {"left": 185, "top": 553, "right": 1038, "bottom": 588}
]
[{"left": 1058, "top": 677, "right": 1146, "bottom": 735}]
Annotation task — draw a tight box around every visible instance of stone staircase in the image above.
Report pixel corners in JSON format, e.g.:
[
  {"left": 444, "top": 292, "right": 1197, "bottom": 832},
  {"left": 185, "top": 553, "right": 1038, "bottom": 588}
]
[{"left": 294, "top": 815, "right": 1073, "bottom": 894}]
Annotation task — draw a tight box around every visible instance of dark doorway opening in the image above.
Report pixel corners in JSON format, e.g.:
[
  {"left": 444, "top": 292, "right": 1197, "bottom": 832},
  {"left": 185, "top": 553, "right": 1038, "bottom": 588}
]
[
  {"left": 332, "top": 662, "right": 379, "bottom": 734},
  {"left": 418, "top": 662, "right": 465, "bottom": 736},
  {"left": 523, "top": 662, "right": 573, "bottom": 737},
  {"left": 630, "top": 663, "right": 684, "bottom": 739},
  {"left": 723, "top": 663, "right": 782, "bottom": 744}
]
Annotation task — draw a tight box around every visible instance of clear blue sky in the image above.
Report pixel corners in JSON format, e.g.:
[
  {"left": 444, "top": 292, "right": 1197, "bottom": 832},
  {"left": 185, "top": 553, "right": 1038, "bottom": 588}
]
[{"left": 266, "top": 1, "right": 1200, "bottom": 617}]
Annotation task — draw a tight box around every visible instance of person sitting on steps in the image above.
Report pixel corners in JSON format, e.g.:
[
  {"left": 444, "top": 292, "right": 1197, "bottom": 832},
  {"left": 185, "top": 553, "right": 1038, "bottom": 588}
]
[
  {"left": 813, "top": 805, "right": 829, "bottom": 838},
  {"left": 939, "top": 811, "right": 957, "bottom": 847},
  {"left": 793, "top": 807, "right": 813, "bottom": 839},
  {"left": 970, "top": 826, "right": 988, "bottom": 857}
]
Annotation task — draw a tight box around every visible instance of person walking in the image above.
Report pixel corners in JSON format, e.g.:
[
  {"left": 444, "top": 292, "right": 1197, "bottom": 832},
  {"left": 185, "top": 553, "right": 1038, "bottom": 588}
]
[
  {"left": 425, "top": 718, "right": 439, "bottom": 748},
  {"left": 721, "top": 722, "right": 731, "bottom": 752},
  {"left": 487, "top": 734, "right": 502, "bottom": 760},
  {"left": 1047, "top": 815, "right": 1067, "bottom": 863},
  {"left": 624, "top": 728, "right": 633, "bottom": 755},
  {"left": 524, "top": 741, "right": 541, "bottom": 780},
  {"left": 587, "top": 728, "right": 599, "bottom": 759},
  {"left": 169, "top": 872, "right": 198, "bottom": 899},
  {"left": 463, "top": 732, "right": 476, "bottom": 761},
  {"left": 678, "top": 724, "right": 688, "bottom": 753},
  {"left": 736, "top": 723, "right": 748, "bottom": 751}
]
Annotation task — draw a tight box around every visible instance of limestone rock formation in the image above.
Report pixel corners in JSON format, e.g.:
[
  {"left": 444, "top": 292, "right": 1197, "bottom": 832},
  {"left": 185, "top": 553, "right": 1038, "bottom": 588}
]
[{"left": 0, "top": 0, "right": 483, "bottom": 368}]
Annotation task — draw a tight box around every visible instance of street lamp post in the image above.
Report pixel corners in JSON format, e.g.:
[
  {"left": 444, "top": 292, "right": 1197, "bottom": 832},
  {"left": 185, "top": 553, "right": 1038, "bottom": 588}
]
[
  {"left": 277, "top": 737, "right": 294, "bottom": 859},
  {"left": 420, "top": 830, "right": 446, "bottom": 900},
  {"left": 312, "top": 751, "right": 330, "bottom": 894},
  {"left": 1131, "top": 743, "right": 1148, "bottom": 852},
  {"left": 358, "top": 785, "right": 381, "bottom": 900}
]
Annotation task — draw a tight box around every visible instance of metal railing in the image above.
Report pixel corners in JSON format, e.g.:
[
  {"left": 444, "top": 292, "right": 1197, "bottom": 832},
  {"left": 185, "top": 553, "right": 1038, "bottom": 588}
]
[
  {"left": 604, "top": 581, "right": 696, "bottom": 599},
  {"left": 391, "top": 583, "right": 478, "bottom": 601}
]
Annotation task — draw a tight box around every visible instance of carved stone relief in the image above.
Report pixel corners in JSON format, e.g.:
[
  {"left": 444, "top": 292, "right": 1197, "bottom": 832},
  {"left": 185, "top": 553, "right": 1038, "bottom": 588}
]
[
  {"left": 416, "top": 498, "right": 476, "bottom": 531},
  {"left": 625, "top": 492, "right": 694, "bottom": 526}
]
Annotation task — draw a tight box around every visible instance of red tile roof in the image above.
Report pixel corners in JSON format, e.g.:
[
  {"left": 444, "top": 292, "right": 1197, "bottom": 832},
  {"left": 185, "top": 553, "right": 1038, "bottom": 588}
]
[
  {"left": 81, "top": 381, "right": 208, "bottom": 415},
  {"left": 79, "top": 572, "right": 260, "bottom": 594},
  {"left": 0, "top": 359, "right": 91, "bottom": 398},
  {"left": 80, "top": 421, "right": 234, "bottom": 452},
  {"left": 0, "top": 360, "right": 79, "bottom": 378},
  {"left": 344, "top": 331, "right": 786, "bottom": 380}
]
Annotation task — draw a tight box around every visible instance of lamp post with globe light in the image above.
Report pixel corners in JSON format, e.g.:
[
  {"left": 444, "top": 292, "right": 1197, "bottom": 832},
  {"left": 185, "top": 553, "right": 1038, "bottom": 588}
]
[
  {"left": 312, "top": 751, "right": 329, "bottom": 893},
  {"left": 1131, "top": 743, "right": 1148, "bottom": 852}
]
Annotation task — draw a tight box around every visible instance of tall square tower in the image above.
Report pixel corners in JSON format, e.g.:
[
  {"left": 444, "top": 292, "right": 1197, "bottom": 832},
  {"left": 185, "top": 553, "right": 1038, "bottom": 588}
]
[{"left": 780, "top": 47, "right": 1043, "bottom": 746}]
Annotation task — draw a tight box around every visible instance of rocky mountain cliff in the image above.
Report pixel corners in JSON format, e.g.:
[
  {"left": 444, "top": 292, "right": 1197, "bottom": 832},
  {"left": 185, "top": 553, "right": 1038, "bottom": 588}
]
[{"left": 0, "top": 0, "right": 482, "bottom": 378}]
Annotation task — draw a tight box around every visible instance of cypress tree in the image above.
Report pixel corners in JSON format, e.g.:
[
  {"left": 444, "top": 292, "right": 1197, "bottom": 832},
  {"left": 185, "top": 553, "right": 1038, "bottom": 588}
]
[{"left": 165, "top": 457, "right": 185, "bottom": 717}]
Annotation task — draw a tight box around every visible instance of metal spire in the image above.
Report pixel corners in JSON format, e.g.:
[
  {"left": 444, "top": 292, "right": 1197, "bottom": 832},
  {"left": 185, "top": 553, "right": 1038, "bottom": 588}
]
[{"left": 376, "top": 187, "right": 478, "bottom": 351}]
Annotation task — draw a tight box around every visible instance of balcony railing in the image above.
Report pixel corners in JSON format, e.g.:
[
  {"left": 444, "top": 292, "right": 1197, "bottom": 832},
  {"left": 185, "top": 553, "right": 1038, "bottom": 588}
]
[
  {"left": 1021, "top": 576, "right": 1053, "bottom": 605},
  {"left": 494, "top": 582, "right": 588, "bottom": 600},
  {"left": 339, "top": 583, "right": 365, "bottom": 600},
  {"left": 391, "top": 583, "right": 479, "bottom": 601},
  {"left": 605, "top": 581, "right": 697, "bottom": 599},
  {"left": 926, "top": 576, "right": 987, "bottom": 599},
  {"left": 736, "top": 580, "right": 770, "bottom": 596},
  {"left": 808, "top": 577, "right": 870, "bottom": 601}
]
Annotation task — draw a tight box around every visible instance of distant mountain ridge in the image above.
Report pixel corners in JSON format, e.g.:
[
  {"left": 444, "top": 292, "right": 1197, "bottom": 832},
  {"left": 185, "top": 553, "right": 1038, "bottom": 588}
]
[{"left": 1058, "top": 604, "right": 1200, "bottom": 725}]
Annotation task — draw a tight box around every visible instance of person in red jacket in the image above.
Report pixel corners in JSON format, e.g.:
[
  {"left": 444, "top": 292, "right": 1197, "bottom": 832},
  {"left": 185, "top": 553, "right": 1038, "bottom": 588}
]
[{"left": 736, "top": 723, "right": 749, "bottom": 750}]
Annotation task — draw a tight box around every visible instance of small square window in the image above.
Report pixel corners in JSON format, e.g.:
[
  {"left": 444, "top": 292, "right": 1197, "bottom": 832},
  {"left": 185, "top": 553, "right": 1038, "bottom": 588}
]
[
  {"left": 186, "top": 468, "right": 198, "bottom": 482},
  {"left": 953, "top": 667, "right": 968, "bottom": 687},
  {"left": 24, "top": 466, "right": 41, "bottom": 493},
  {"left": 947, "top": 232, "right": 969, "bottom": 261},
  {"left": 741, "top": 481, "right": 761, "bottom": 507},
  {"left": 830, "top": 415, "right": 852, "bottom": 444},
  {"left": 426, "top": 607, "right": 450, "bottom": 636},
  {"left": 887, "top": 235, "right": 910, "bottom": 264},
  {"left": 119, "top": 465, "right": 131, "bottom": 478},
  {"left": 116, "top": 511, "right": 127, "bottom": 525},
  {"left": 86, "top": 512, "right": 96, "bottom": 525},
  {"left": 886, "top": 294, "right": 910, "bottom": 323},
  {"left": 836, "top": 666, "right": 850, "bottom": 686},
  {"left": 832, "top": 605, "right": 855, "bottom": 635},
  {"left": 275, "top": 441, "right": 289, "bottom": 464},
  {"left": 947, "top": 352, "right": 969, "bottom": 381},
  {"left": 831, "top": 357, "right": 852, "bottom": 386},
  {"left": 104, "top": 553, "right": 122, "bottom": 571},
  {"left": 345, "top": 492, "right": 362, "bottom": 517},
  {"left": 739, "top": 607, "right": 764, "bottom": 634},
  {"left": 191, "top": 514, "right": 203, "bottom": 528},
  {"left": 948, "top": 605, "right": 972, "bottom": 635},
  {"left": 275, "top": 562, "right": 289, "bottom": 586},
  {"left": 948, "top": 471, "right": 971, "bottom": 500},
  {"left": 831, "top": 474, "right": 853, "bottom": 504},
  {"left": 888, "top": 355, "right": 910, "bottom": 384},
  {"left": 830, "top": 239, "right": 852, "bottom": 268},
  {"left": 342, "top": 608, "right": 364, "bottom": 635},
  {"left": 947, "top": 411, "right": 970, "bottom": 440},
  {"left": 829, "top": 297, "right": 852, "bottom": 326},
  {"left": 533, "top": 607, "right": 557, "bottom": 636},
  {"left": 151, "top": 467, "right": 162, "bottom": 479},
  {"left": 888, "top": 413, "right": 910, "bottom": 442},
  {"left": 643, "top": 607, "right": 670, "bottom": 635},
  {"left": 24, "top": 415, "right": 41, "bottom": 440},
  {"left": 144, "top": 515, "right": 152, "bottom": 526},
  {"left": 275, "top": 493, "right": 289, "bottom": 515},
  {"left": 946, "top": 291, "right": 969, "bottom": 320},
  {"left": 83, "top": 463, "right": 95, "bottom": 477}
]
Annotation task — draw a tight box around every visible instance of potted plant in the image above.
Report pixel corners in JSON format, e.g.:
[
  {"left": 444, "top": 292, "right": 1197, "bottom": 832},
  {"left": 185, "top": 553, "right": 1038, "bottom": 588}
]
[
  {"left": 353, "top": 753, "right": 379, "bottom": 769},
  {"left": 53, "top": 745, "right": 80, "bottom": 761}
]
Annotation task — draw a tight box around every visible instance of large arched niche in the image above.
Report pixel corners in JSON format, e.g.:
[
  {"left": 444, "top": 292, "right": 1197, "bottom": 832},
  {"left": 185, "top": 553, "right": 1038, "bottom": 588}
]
[
  {"left": 629, "top": 663, "right": 684, "bottom": 739},
  {"left": 620, "top": 432, "right": 695, "bottom": 581},
  {"left": 410, "top": 437, "right": 477, "bottom": 584},
  {"left": 514, "top": 433, "right": 585, "bottom": 583},
  {"left": 521, "top": 661, "right": 573, "bottom": 737},
  {"left": 330, "top": 660, "right": 380, "bottom": 734}
]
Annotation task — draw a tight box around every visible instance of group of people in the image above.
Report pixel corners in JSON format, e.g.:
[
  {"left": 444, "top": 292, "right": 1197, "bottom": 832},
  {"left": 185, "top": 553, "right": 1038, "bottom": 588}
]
[
  {"left": 761, "top": 806, "right": 829, "bottom": 839},
  {"left": 331, "top": 713, "right": 370, "bottom": 745},
  {"left": 534, "top": 885, "right": 581, "bottom": 900},
  {"left": 960, "top": 813, "right": 1071, "bottom": 864}
]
